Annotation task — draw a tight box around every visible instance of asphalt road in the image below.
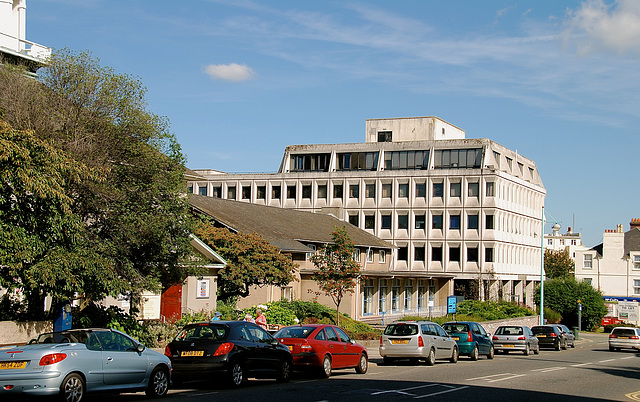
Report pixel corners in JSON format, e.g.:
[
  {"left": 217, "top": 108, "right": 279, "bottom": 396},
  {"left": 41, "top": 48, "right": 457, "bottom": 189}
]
[{"left": 98, "top": 332, "right": 640, "bottom": 401}]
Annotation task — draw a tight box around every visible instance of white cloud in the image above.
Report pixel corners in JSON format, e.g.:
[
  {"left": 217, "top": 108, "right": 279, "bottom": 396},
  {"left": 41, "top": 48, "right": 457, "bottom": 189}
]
[
  {"left": 564, "top": 0, "right": 640, "bottom": 56},
  {"left": 204, "top": 63, "right": 255, "bottom": 82}
]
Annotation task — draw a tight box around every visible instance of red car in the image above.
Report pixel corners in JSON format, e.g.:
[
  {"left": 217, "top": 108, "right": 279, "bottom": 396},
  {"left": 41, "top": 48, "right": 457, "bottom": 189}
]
[{"left": 274, "top": 324, "right": 368, "bottom": 378}]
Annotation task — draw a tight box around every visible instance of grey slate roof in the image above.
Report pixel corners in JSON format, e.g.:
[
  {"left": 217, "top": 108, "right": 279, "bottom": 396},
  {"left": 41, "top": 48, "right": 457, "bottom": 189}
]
[{"left": 189, "top": 194, "right": 394, "bottom": 254}]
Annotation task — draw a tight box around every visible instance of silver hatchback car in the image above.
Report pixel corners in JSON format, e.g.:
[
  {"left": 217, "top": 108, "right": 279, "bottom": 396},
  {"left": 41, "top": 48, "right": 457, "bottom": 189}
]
[
  {"left": 492, "top": 325, "right": 539, "bottom": 355},
  {"left": 608, "top": 327, "right": 640, "bottom": 351},
  {"left": 379, "top": 321, "right": 458, "bottom": 365}
]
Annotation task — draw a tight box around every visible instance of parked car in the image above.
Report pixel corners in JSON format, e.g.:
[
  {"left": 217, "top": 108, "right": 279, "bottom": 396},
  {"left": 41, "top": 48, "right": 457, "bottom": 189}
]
[
  {"left": 379, "top": 321, "right": 459, "bottom": 365},
  {"left": 274, "top": 324, "right": 368, "bottom": 378},
  {"left": 0, "top": 328, "right": 170, "bottom": 402},
  {"left": 492, "top": 325, "right": 539, "bottom": 355},
  {"left": 531, "top": 325, "right": 565, "bottom": 350},
  {"left": 554, "top": 324, "right": 576, "bottom": 348},
  {"left": 442, "top": 321, "right": 494, "bottom": 360},
  {"left": 165, "top": 320, "right": 292, "bottom": 387},
  {"left": 608, "top": 327, "right": 640, "bottom": 351}
]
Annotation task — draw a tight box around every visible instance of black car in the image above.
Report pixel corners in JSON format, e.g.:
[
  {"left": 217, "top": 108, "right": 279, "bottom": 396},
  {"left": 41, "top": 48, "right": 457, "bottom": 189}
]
[
  {"left": 553, "top": 324, "right": 576, "bottom": 348},
  {"left": 165, "top": 321, "right": 293, "bottom": 387},
  {"left": 531, "top": 325, "right": 565, "bottom": 350}
]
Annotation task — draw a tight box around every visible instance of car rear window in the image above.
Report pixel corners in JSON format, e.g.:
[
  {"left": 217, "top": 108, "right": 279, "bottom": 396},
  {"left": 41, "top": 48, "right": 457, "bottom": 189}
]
[
  {"left": 274, "top": 326, "right": 316, "bottom": 339},
  {"left": 495, "top": 326, "right": 523, "bottom": 335},
  {"left": 384, "top": 324, "right": 419, "bottom": 336},
  {"left": 612, "top": 328, "right": 637, "bottom": 337},
  {"left": 531, "top": 326, "right": 553, "bottom": 334},
  {"left": 442, "top": 323, "right": 469, "bottom": 334},
  {"left": 174, "top": 324, "right": 229, "bottom": 341}
]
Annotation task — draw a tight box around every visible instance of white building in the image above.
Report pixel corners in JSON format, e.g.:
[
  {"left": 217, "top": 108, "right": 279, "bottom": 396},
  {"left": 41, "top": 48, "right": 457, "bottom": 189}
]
[
  {"left": 0, "top": 0, "right": 50, "bottom": 72},
  {"left": 544, "top": 223, "right": 587, "bottom": 261},
  {"left": 189, "top": 116, "right": 546, "bottom": 317}
]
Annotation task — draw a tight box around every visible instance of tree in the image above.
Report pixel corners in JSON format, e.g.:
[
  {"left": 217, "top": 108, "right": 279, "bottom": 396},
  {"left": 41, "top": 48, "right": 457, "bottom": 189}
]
[
  {"left": 535, "top": 278, "right": 608, "bottom": 331},
  {"left": 193, "top": 220, "right": 297, "bottom": 302},
  {"left": 0, "top": 50, "right": 197, "bottom": 316},
  {"left": 310, "top": 227, "right": 362, "bottom": 326},
  {"left": 544, "top": 249, "right": 575, "bottom": 279}
]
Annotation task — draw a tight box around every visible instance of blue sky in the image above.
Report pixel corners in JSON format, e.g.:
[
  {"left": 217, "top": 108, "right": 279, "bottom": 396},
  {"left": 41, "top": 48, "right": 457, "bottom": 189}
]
[{"left": 26, "top": 0, "right": 640, "bottom": 247}]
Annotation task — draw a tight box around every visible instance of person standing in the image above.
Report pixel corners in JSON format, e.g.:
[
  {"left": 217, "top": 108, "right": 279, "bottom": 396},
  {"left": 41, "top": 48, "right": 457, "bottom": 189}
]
[{"left": 255, "top": 309, "right": 267, "bottom": 329}]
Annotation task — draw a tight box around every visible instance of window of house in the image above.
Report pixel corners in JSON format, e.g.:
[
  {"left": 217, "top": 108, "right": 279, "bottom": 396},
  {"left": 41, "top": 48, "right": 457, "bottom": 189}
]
[
  {"left": 348, "top": 214, "right": 359, "bottom": 227},
  {"left": 381, "top": 214, "right": 392, "bottom": 230},
  {"left": 450, "top": 214, "right": 461, "bottom": 230},
  {"left": 433, "top": 183, "right": 443, "bottom": 198},
  {"left": 349, "top": 184, "right": 359, "bottom": 199},
  {"left": 571, "top": 240, "right": 577, "bottom": 246},
  {"left": 227, "top": 186, "right": 236, "bottom": 199},
  {"left": 398, "top": 214, "right": 409, "bottom": 230},
  {"left": 414, "top": 245, "right": 425, "bottom": 262},
  {"left": 306, "top": 244, "right": 316, "bottom": 260},
  {"left": 286, "top": 184, "right": 296, "bottom": 199},
  {"left": 198, "top": 185, "right": 208, "bottom": 196},
  {"left": 468, "top": 214, "right": 479, "bottom": 230},
  {"left": 634, "top": 279, "right": 640, "bottom": 295},
  {"left": 364, "top": 215, "right": 375, "bottom": 229},
  {"left": 467, "top": 247, "right": 479, "bottom": 262},
  {"left": 366, "top": 249, "right": 374, "bottom": 263},
  {"left": 583, "top": 254, "right": 593, "bottom": 269},
  {"left": 302, "top": 185, "right": 311, "bottom": 199},
  {"left": 468, "top": 182, "right": 479, "bottom": 198},
  {"left": 272, "top": 185, "right": 281, "bottom": 199},
  {"left": 281, "top": 287, "right": 293, "bottom": 301},
  {"left": 398, "top": 246, "right": 408, "bottom": 261},
  {"left": 213, "top": 186, "right": 222, "bottom": 198},
  {"left": 317, "top": 184, "right": 327, "bottom": 200},
  {"left": 432, "top": 246, "right": 443, "bottom": 262},
  {"left": 548, "top": 239, "right": 553, "bottom": 245},
  {"left": 416, "top": 182, "right": 426, "bottom": 198},
  {"left": 353, "top": 248, "right": 361, "bottom": 262},
  {"left": 257, "top": 186, "right": 266, "bottom": 199},
  {"left": 333, "top": 184, "right": 343, "bottom": 199},
  {"left": 188, "top": 185, "right": 193, "bottom": 194},
  {"left": 432, "top": 214, "right": 443, "bottom": 230},
  {"left": 379, "top": 279, "right": 388, "bottom": 313},
  {"left": 398, "top": 183, "right": 409, "bottom": 198},
  {"left": 242, "top": 186, "right": 251, "bottom": 199},
  {"left": 486, "top": 182, "right": 495, "bottom": 197},
  {"left": 415, "top": 214, "right": 426, "bottom": 229},
  {"left": 382, "top": 183, "right": 392, "bottom": 199},
  {"left": 449, "top": 246, "right": 460, "bottom": 262},
  {"left": 378, "top": 131, "right": 392, "bottom": 142},
  {"left": 485, "top": 247, "right": 494, "bottom": 262},
  {"left": 485, "top": 214, "right": 494, "bottom": 230},
  {"left": 635, "top": 256, "right": 640, "bottom": 269},
  {"left": 379, "top": 250, "right": 386, "bottom": 263},
  {"left": 584, "top": 278, "right": 592, "bottom": 285},
  {"left": 363, "top": 279, "right": 374, "bottom": 315},
  {"left": 450, "top": 182, "right": 461, "bottom": 198},
  {"left": 365, "top": 183, "right": 376, "bottom": 198}
]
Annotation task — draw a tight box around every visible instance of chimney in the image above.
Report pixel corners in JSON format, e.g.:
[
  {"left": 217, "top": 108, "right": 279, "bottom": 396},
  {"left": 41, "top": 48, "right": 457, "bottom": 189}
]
[
  {"left": 567, "top": 226, "right": 573, "bottom": 234},
  {"left": 631, "top": 218, "right": 640, "bottom": 230},
  {"left": 617, "top": 224, "right": 623, "bottom": 233}
]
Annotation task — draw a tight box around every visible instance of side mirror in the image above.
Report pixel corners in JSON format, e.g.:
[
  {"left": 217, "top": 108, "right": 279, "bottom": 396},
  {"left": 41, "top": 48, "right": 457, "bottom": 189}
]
[{"left": 136, "top": 343, "right": 146, "bottom": 353}]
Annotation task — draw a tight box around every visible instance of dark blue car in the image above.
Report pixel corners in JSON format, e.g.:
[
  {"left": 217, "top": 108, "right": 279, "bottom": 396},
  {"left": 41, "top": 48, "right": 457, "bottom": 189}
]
[{"left": 442, "top": 321, "right": 494, "bottom": 360}]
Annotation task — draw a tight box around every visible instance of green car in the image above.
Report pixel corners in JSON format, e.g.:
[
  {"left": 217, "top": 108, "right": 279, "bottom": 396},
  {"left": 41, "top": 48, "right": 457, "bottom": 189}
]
[{"left": 442, "top": 321, "right": 494, "bottom": 361}]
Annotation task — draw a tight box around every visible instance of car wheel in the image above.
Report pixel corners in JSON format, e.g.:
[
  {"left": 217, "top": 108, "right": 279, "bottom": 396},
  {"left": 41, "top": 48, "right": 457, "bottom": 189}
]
[
  {"left": 534, "top": 344, "right": 540, "bottom": 355},
  {"left": 555, "top": 341, "right": 561, "bottom": 351},
  {"left": 561, "top": 339, "right": 567, "bottom": 350},
  {"left": 276, "top": 359, "right": 292, "bottom": 382},
  {"left": 450, "top": 346, "right": 459, "bottom": 363},
  {"left": 426, "top": 348, "right": 436, "bottom": 366},
  {"left": 355, "top": 353, "right": 368, "bottom": 374},
  {"left": 571, "top": 340, "right": 576, "bottom": 348},
  {"left": 487, "top": 345, "right": 495, "bottom": 360},
  {"left": 321, "top": 355, "right": 332, "bottom": 378},
  {"left": 524, "top": 344, "right": 530, "bottom": 356},
  {"left": 229, "top": 362, "right": 246, "bottom": 387},
  {"left": 470, "top": 345, "right": 479, "bottom": 361},
  {"left": 60, "top": 373, "right": 85, "bottom": 402},
  {"left": 145, "top": 367, "right": 169, "bottom": 398}
]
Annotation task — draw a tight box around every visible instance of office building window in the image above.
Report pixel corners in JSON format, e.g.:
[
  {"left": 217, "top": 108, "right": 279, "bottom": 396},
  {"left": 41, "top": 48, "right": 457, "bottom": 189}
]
[
  {"left": 398, "top": 183, "right": 409, "bottom": 198},
  {"left": 213, "top": 186, "right": 222, "bottom": 198},
  {"left": 349, "top": 184, "right": 359, "bottom": 199},
  {"left": 379, "top": 250, "right": 386, "bottom": 263},
  {"left": 382, "top": 183, "right": 392, "bottom": 199},
  {"left": 450, "top": 246, "right": 460, "bottom": 262},
  {"left": 432, "top": 214, "right": 443, "bottom": 230},
  {"left": 227, "top": 186, "right": 236, "bottom": 199},
  {"left": 485, "top": 247, "right": 494, "bottom": 262},
  {"left": 433, "top": 182, "right": 443, "bottom": 198},
  {"left": 493, "top": 151, "right": 501, "bottom": 168},
  {"left": 286, "top": 184, "right": 296, "bottom": 199},
  {"left": 417, "top": 280, "right": 426, "bottom": 310},
  {"left": 450, "top": 215, "right": 461, "bottom": 230},
  {"left": 468, "top": 214, "right": 479, "bottom": 230},
  {"left": 381, "top": 214, "right": 392, "bottom": 230},
  {"left": 416, "top": 182, "right": 426, "bottom": 198},
  {"left": 398, "top": 246, "right": 408, "bottom": 261},
  {"left": 384, "top": 150, "right": 429, "bottom": 170},
  {"left": 506, "top": 157, "right": 513, "bottom": 170},
  {"left": 290, "top": 153, "right": 331, "bottom": 172},
  {"left": 378, "top": 131, "right": 392, "bottom": 142},
  {"left": 434, "top": 148, "right": 482, "bottom": 169},
  {"left": 450, "top": 182, "right": 461, "bottom": 198},
  {"left": 379, "top": 279, "right": 388, "bottom": 313},
  {"left": 404, "top": 280, "right": 413, "bottom": 310},
  {"left": 337, "top": 152, "right": 379, "bottom": 171},
  {"left": 271, "top": 185, "right": 281, "bottom": 199},
  {"left": 468, "top": 182, "right": 479, "bottom": 198},
  {"left": 432, "top": 246, "right": 443, "bottom": 262},
  {"left": 415, "top": 245, "right": 425, "bottom": 262},
  {"left": 467, "top": 247, "right": 479, "bottom": 262},
  {"left": 363, "top": 279, "right": 374, "bottom": 315},
  {"left": 199, "top": 186, "right": 207, "bottom": 196},
  {"left": 348, "top": 214, "right": 359, "bottom": 227},
  {"left": 242, "top": 186, "right": 251, "bottom": 200},
  {"left": 302, "top": 185, "right": 311, "bottom": 199},
  {"left": 398, "top": 214, "right": 408, "bottom": 230},
  {"left": 364, "top": 215, "right": 375, "bottom": 229},
  {"left": 584, "top": 254, "right": 593, "bottom": 269},
  {"left": 317, "top": 184, "right": 327, "bottom": 200},
  {"left": 415, "top": 214, "right": 426, "bottom": 229},
  {"left": 486, "top": 182, "right": 495, "bottom": 197},
  {"left": 365, "top": 183, "right": 376, "bottom": 198},
  {"left": 391, "top": 279, "right": 401, "bottom": 311},
  {"left": 257, "top": 186, "right": 266, "bottom": 199},
  {"left": 333, "top": 184, "right": 343, "bottom": 199},
  {"left": 486, "top": 214, "right": 494, "bottom": 230}
]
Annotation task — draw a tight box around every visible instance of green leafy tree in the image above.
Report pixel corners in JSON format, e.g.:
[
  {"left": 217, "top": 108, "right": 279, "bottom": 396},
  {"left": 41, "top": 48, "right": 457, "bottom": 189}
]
[
  {"left": 193, "top": 220, "right": 297, "bottom": 302},
  {"left": 0, "top": 50, "right": 197, "bottom": 316},
  {"left": 535, "top": 278, "right": 607, "bottom": 330},
  {"left": 310, "top": 227, "right": 361, "bottom": 326},
  {"left": 544, "top": 249, "right": 575, "bottom": 279}
]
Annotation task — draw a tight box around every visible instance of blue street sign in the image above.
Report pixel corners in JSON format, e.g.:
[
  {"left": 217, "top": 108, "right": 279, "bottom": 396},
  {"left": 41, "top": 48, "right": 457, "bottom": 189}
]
[{"left": 447, "top": 296, "right": 457, "bottom": 314}]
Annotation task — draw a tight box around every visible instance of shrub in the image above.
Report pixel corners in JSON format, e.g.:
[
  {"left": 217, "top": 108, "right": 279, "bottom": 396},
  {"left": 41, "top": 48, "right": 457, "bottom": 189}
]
[
  {"left": 543, "top": 307, "right": 562, "bottom": 324},
  {"left": 603, "top": 323, "right": 637, "bottom": 333}
]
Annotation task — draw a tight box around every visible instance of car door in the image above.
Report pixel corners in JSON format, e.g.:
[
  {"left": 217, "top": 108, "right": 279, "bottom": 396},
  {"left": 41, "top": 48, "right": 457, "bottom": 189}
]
[
  {"left": 473, "top": 323, "right": 491, "bottom": 354},
  {"left": 248, "top": 324, "right": 281, "bottom": 372},
  {"left": 334, "top": 326, "right": 360, "bottom": 367},
  {"left": 324, "top": 326, "right": 346, "bottom": 367},
  {"left": 235, "top": 324, "right": 261, "bottom": 372},
  {"left": 433, "top": 324, "right": 453, "bottom": 358},
  {"left": 95, "top": 331, "right": 148, "bottom": 386}
]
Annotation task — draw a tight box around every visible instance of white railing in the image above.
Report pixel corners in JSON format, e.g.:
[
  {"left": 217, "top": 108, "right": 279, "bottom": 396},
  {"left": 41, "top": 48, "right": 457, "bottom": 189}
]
[{"left": 0, "top": 31, "right": 51, "bottom": 61}]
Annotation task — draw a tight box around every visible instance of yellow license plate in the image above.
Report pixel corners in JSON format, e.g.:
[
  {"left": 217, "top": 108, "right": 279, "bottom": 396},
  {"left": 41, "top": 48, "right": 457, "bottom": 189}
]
[
  {"left": 0, "top": 361, "right": 27, "bottom": 369},
  {"left": 181, "top": 351, "right": 204, "bottom": 357},
  {"left": 452, "top": 337, "right": 459, "bottom": 340},
  {"left": 503, "top": 344, "right": 515, "bottom": 347},
  {"left": 618, "top": 336, "right": 629, "bottom": 339},
  {"left": 536, "top": 335, "right": 546, "bottom": 338},
  {"left": 391, "top": 340, "right": 408, "bottom": 345}
]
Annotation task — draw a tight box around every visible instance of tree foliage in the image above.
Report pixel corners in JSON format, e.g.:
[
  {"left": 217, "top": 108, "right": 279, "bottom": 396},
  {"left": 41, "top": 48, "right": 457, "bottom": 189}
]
[
  {"left": 544, "top": 249, "right": 575, "bottom": 279},
  {"left": 535, "top": 278, "right": 608, "bottom": 331},
  {"left": 0, "top": 50, "right": 196, "bottom": 317},
  {"left": 193, "top": 220, "right": 297, "bottom": 302},
  {"left": 310, "top": 227, "right": 361, "bottom": 325}
]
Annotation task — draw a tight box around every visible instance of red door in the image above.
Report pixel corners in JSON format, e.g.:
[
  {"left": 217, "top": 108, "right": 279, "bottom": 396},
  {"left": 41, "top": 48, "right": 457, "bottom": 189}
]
[{"left": 160, "top": 284, "right": 182, "bottom": 322}]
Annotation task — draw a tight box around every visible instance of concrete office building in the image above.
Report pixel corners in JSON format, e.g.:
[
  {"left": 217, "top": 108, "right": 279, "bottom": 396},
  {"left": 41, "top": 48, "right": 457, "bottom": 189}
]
[{"left": 189, "top": 116, "right": 546, "bottom": 320}]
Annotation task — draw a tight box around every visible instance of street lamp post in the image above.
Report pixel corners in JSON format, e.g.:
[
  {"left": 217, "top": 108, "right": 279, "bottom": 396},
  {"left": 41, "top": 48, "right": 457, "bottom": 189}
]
[{"left": 540, "top": 206, "right": 545, "bottom": 325}]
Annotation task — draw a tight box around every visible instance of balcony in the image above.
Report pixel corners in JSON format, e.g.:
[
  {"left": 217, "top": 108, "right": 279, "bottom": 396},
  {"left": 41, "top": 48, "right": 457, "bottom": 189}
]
[{"left": 0, "top": 31, "right": 51, "bottom": 72}]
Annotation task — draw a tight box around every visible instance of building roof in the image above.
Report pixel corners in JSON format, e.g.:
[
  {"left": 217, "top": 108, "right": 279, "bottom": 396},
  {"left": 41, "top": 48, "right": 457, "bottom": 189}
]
[{"left": 189, "top": 194, "right": 394, "bottom": 253}]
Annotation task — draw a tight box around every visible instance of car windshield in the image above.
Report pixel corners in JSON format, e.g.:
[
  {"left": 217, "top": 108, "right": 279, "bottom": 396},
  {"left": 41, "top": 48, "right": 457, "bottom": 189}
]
[
  {"left": 531, "top": 326, "right": 554, "bottom": 334},
  {"left": 174, "top": 324, "right": 229, "bottom": 341},
  {"left": 495, "top": 326, "right": 523, "bottom": 336},
  {"left": 442, "top": 323, "right": 469, "bottom": 334},
  {"left": 274, "top": 326, "right": 316, "bottom": 339},
  {"left": 384, "top": 324, "right": 419, "bottom": 336}
]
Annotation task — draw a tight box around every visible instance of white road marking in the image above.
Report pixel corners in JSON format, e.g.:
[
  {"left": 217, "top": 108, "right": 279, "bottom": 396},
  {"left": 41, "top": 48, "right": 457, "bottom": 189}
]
[
  {"left": 531, "top": 366, "right": 566, "bottom": 373},
  {"left": 413, "top": 385, "right": 469, "bottom": 399},
  {"left": 570, "top": 362, "right": 593, "bottom": 367},
  {"left": 371, "top": 383, "right": 440, "bottom": 396},
  {"left": 599, "top": 358, "right": 617, "bottom": 363},
  {"left": 488, "top": 374, "right": 526, "bottom": 383},
  {"left": 466, "top": 373, "right": 513, "bottom": 381},
  {"left": 621, "top": 356, "right": 636, "bottom": 360}
]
